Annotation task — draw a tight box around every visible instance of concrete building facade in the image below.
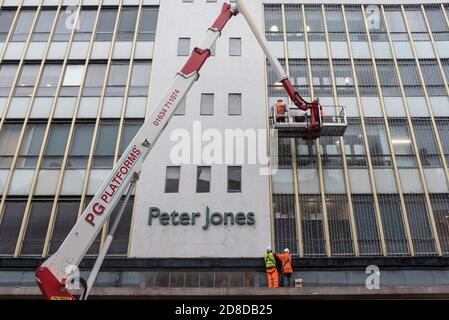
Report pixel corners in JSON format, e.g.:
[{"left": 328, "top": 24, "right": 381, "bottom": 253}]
[{"left": 0, "top": 0, "right": 449, "bottom": 297}]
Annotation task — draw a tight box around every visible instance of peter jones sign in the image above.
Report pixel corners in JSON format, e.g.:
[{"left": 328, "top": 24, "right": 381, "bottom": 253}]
[{"left": 149, "top": 207, "right": 255, "bottom": 230}]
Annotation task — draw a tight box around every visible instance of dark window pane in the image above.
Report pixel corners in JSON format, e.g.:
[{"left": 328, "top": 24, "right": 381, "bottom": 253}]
[
  {"left": 165, "top": 166, "right": 180, "bottom": 193},
  {"left": 301, "top": 194, "right": 326, "bottom": 256},
  {"left": 16, "top": 123, "right": 46, "bottom": 169},
  {"left": 49, "top": 200, "right": 79, "bottom": 254},
  {"left": 0, "top": 200, "right": 26, "bottom": 255},
  {"left": 95, "top": 9, "right": 118, "bottom": 41},
  {"left": 0, "top": 64, "right": 19, "bottom": 96},
  {"left": 11, "top": 10, "right": 35, "bottom": 42},
  {"left": 68, "top": 123, "right": 95, "bottom": 169},
  {"left": 0, "top": 9, "right": 15, "bottom": 41},
  {"left": 93, "top": 122, "right": 119, "bottom": 168},
  {"left": 32, "top": 9, "right": 57, "bottom": 42},
  {"left": 378, "top": 194, "right": 409, "bottom": 255},
  {"left": 404, "top": 194, "right": 436, "bottom": 255},
  {"left": 352, "top": 194, "right": 382, "bottom": 255},
  {"left": 227, "top": 166, "right": 241, "bottom": 192},
  {"left": 327, "top": 194, "right": 354, "bottom": 255},
  {"left": 430, "top": 193, "right": 449, "bottom": 255},
  {"left": 21, "top": 201, "right": 53, "bottom": 255},
  {"left": 83, "top": 63, "right": 107, "bottom": 96},
  {"left": 74, "top": 9, "right": 97, "bottom": 41},
  {"left": 196, "top": 166, "right": 211, "bottom": 193},
  {"left": 42, "top": 123, "right": 71, "bottom": 168},
  {"left": 117, "top": 7, "right": 138, "bottom": 41},
  {"left": 273, "top": 194, "right": 298, "bottom": 254},
  {"left": 138, "top": 7, "right": 159, "bottom": 41},
  {"left": 108, "top": 197, "right": 133, "bottom": 255}
]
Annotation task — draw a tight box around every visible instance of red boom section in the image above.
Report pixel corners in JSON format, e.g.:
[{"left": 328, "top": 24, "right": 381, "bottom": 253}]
[
  {"left": 36, "top": 267, "right": 75, "bottom": 300},
  {"left": 281, "top": 78, "right": 321, "bottom": 135},
  {"left": 212, "top": 3, "right": 237, "bottom": 31},
  {"left": 180, "top": 48, "right": 211, "bottom": 77}
]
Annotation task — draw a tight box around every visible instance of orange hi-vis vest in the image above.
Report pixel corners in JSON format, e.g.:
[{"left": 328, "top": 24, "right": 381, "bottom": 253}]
[
  {"left": 275, "top": 101, "right": 286, "bottom": 118},
  {"left": 277, "top": 253, "right": 293, "bottom": 274}
]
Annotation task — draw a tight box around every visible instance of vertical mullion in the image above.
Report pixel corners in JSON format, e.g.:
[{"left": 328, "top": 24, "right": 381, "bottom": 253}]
[
  {"left": 302, "top": 4, "right": 331, "bottom": 257},
  {"left": 13, "top": 1, "right": 64, "bottom": 257},
  {"left": 400, "top": 5, "right": 444, "bottom": 255},
  {"left": 281, "top": 4, "right": 302, "bottom": 257},
  {"left": 42, "top": 3, "right": 87, "bottom": 257},
  {"left": 322, "top": 4, "right": 358, "bottom": 256},
  {"left": 117, "top": 1, "right": 143, "bottom": 258},
  {"left": 341, "top": 5, "right": 387, "bottom": 256},
  {"left": 77, "top": 0, "right": 124, "bottom": 250},
  {"left": 362, "top": 5, "right": 416, "bottom": 256}
]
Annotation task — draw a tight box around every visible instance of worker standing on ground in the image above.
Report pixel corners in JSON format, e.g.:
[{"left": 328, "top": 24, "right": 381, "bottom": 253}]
[
  {"left": 276, "top": 248, "right": 293, "bottom": 287},
  {"left": 264, "top": 247, "right": 279, "bottom": 288},
  {"left": 274, "top": 99, "right": 287, "bottom": 123}
]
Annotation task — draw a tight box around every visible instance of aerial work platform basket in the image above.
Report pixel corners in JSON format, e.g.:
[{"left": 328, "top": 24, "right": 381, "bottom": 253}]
[{"left": 270, "top": 106, "right": 347, "bottom": 140}]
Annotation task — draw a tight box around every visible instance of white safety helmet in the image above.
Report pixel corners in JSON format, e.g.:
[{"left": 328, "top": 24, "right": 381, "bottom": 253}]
[
  {"left": 284, "top": 248, "right": 289, "bottom": 253},
  {"left": 266, "top": 246, "right": 272, "bottom": 252}
]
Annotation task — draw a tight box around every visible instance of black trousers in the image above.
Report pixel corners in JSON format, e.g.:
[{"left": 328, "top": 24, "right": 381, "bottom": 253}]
[{"left": 282, "top": 273, "right": 292, "bottom": 287}]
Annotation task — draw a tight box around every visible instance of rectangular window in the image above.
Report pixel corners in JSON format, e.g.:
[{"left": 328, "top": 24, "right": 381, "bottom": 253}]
[
  {"left": 196, "top": 166, "right": 211, "bottom": 193},
  {"left": 37, "top": 64, "right": 62, "bottom": 96},
  {"left": 68, "top": 123, "right": 95, "bottom": 169},
  {"left": 129, "top": 61, "right": 151, "bottom": 96},
  {"left": 430, "top": 193, "right": 449, "bottom": 255},
  {"left": 82, "top": 63, "right": 107, "bottom": 96},
  {"left": 11, "top": 10, "right": 35, "bottom": 42},
  {"left": 228, "top": 93, "right": 241, "bottom": 115},
  {"left": 200, "top": 93, "right": 214, "bottom": 115},
  {"left": 95, "top": 9, "right": 118, "bottom": 41},
  {"left": 354, "top": 60, "right": 379, "bottom": 96},
  {"left": 344, "top": 119, "right": 367, "bottom": 167},
  {"left": 412, "top": 118, "right": 442, "bottom": 167},
  {"left": 398, "top": 60, "right": 424, "bottom": 96},
  {"left": 15, "top": 64, "right": 40, "bottom": 96},
  {"left": 420, "top": 59, "right": 446, "bottom": 96},
  {"left": 327, "top": 194, "right": 354, "bottom": 256},
  {"left": 378, "top": 194, "right": 409, "bottom": 255},
  {"left": 74, "top": 9, "right": 97, "bottom": 41},
  {"left": 93, "top": 121, "right": 119, "bottom": 168},
  {"left": 20, "top": 200, "right": 53, "bottom": 255},
  {"left": 273, "top": 194, "right": 298, "bottom": 254},
  {"left": 352, "top": 194, "right": 382, "bottom": 256},
  {"left": 0, "top": 9, "right": 15, "bottom": 41},
  {"left": 436, "top": 118, "right": 449, "bottom": 164},
  {"left": 227, "top": 166, "right": 241, "bottom": 192},
  {"left": 61, "top": 64, "right": 85, "bottom": 96},
  {"left": 0, "top": 64, "right": 19, "bottom": 96},
  {"left": 52, "top": 10, "right": 73, "bottom": 42},
  {"left": 229, "top": 38, "right": 241, "bottom": 56},
  {"left": 42, "top": 123, "right": 71, "bottom": 168},
  {"left": 177, "top": 38, "right": 191, "bottom": 56},
  {"left": 165, "top": 166, "right": 181, "bottom": 193},
  {"left": 119, "top": 120, "right": 143, "bottom": 156},
  {"left": 300, "top": 194, "right": 326, "bottom": 256},
  {"left": 49, "top": 200, "right": 79, "bottom": 254},
  {"left": 404, "top": 194, "right": 436, "bottom": 255},
  {"left": 365, "top": 119, "right": 392, "bottom": 167},
  {"left": 389, "top": 119, "right": 417, "bottom": 168},
  {"left": 0, "top": 124, "right": 22, "bottom": 168},
  {"left": 265, "top": 4, "right": 283, "bottom": 41},
  {"left": 0, "top": 200, "right": 26, "bottom": 255},
  {"left": 106, "top": 61, "right": 130, "bottom": 96},
  {"left": 32, "top": 9, "right": 57, "bottom": 42},
  {"left": 117, "top": 7, "right": 138, "bottom": 41},
  {"left": 16, "top": 123, "right": 46, "bottom": 169},
  {"left": 138, "top": 7, "right": 159, "bottom": 41}
]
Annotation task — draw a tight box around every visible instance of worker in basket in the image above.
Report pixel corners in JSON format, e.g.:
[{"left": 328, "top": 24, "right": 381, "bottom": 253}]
[
  {"left": 276, "top": 248, "right": 293, "bottom": 287},
  {"left": 274, "top": 99, "right": 287, "bottom": 123},
  {"left": 264, "top": 247, "right": 279, "bottom": 288}
]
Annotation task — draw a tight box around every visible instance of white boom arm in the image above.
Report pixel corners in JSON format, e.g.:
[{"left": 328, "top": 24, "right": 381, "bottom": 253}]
[
  {"left": 36, "top": 0, "right": 322, "bottom": 300},
  {"left": 36, "top": 3, "right": 238, "bottom": 299}
]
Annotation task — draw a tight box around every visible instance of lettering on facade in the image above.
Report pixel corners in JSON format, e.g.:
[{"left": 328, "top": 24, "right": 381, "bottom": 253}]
[{"left": 148, "top": 206, "right": 256, "bottom": 230}]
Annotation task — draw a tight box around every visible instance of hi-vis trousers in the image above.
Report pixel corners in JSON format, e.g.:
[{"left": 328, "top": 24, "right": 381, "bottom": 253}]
[{"left": 266, "top": 267, "right": 279, "bottom": 288}]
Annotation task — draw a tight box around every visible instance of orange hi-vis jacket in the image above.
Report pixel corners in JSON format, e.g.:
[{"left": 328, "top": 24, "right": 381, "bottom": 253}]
[
  {"left": 275, "top": 101, "right": 286, "bottom": 118},
  {"left": 276, "top": 252, "right": 293, "bottom": 274}
]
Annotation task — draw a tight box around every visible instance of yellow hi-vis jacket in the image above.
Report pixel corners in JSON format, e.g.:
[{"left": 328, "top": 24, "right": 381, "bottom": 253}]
[{"left": 264, "top": 252, "right": 276, "bottom": 269}]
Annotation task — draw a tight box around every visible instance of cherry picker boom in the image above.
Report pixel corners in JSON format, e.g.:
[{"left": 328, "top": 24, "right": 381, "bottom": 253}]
[{"left": 35, "top": 0, "right": 347, "bottom": 300}]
